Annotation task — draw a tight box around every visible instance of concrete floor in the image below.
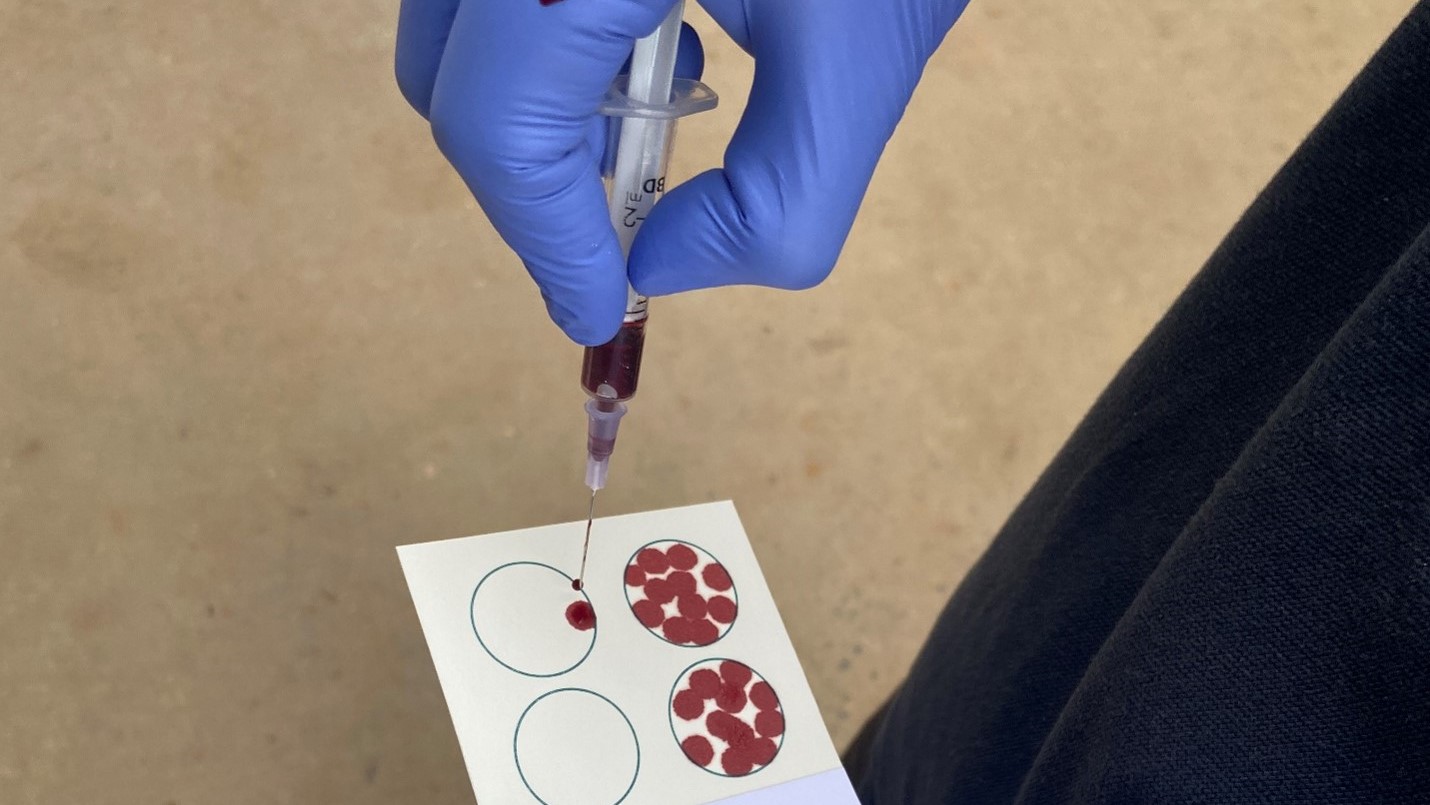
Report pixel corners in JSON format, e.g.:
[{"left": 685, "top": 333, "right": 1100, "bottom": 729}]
[{"left": 1, "top": 1, "right": 1415, "bottom": 802}]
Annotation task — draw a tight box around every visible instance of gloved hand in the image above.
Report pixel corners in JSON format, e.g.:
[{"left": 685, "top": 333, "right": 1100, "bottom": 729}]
[{"left": 395, "top": 0, "right": 970, "bottom": 345}]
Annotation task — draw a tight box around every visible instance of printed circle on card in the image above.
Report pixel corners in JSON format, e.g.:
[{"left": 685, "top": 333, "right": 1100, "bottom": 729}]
[
  {"left": 471, "top": 562, "right": 596, "bottom": 677},
  {"left": 515, "top": 688, "right": 639, "bottom": 805},
  {"left": 624, "top": 539, "right": 739, "bottom": 647},
  {"left": 669, "top": 659, "right": 785, "bottom": 777}
]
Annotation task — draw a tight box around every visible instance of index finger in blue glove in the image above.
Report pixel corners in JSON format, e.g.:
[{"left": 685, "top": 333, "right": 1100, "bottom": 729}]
[
  {"left": 629, "top": 0, "right": 969, "bottom": 296},
  {"left": 426, "top": 0, "right": 680, "bottom": 346}
]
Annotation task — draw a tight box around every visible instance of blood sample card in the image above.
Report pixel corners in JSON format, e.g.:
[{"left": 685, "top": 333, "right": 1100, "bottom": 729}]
[{"left": 397, "top": 500, "right": 860, "bottom": 805}]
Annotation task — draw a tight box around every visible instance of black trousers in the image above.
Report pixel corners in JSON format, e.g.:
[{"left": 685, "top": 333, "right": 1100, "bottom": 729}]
[{"left": 844, "top": 4, "right": 1430, "bottom": 803}]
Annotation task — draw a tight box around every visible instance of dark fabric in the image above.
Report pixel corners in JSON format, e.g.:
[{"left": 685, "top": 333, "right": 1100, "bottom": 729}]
[{"left": 845, "top": 4, "right": 1430, "bottom": 803}]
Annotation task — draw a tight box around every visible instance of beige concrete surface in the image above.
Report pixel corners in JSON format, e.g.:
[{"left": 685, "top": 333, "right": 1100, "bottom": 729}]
[{"left": 1, "top": 1, "right": 1415, "bottom": 802}]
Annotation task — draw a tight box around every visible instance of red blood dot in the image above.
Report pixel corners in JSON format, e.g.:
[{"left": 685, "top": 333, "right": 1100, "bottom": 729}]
[
  {"left": 667, "top": 543, "right": 698, "bottom": 570},
  {"left": 702, "top": 563, "right": 733, "bottom": 592},
  {"left": 644, "top": 577, "right": 675, "bottom": 605},
  {"left": 681, "top": 735, "right": 714, "bottom": 767},
  {"left": 689, "top": 669, "right": 722, "bottom": 699},
  {"left": 667, "top": 570, "right": 697, "bottom": 596},
  {"left": 748, "top": 737, "right": 779, "bottom": 767},
  {"left": 624, "top": 564, "right": 646, "bottom": 587},
  {"left": 715, "top": 680, "right": 748, "bottom": 713},
  {"left": 706, "top": 710, "right": 740, "bottom": 741},
  {"left": 571, "top": 578, "right": 583, "bottom": 591},
  {"left": 689, "top": 618, "right": 720, "bottom": 646},
  {"left": 749, "top": 681, "right": 779, "bottom": 711},
  {"left": 677, "top": 593, "right": 707, "bottom": 620},
  {"left": 662, "top": 616, "right": 693, "bottom": 644},
  {"left": 707, "top": 595, "right": 737, "bottom": 624},
  {"left": 720, "top": 660, "right": 753, "bottom": 689},
  {"left": 721, "top": 747, "right": 755, "bottom": 776},
  {"left": 725, "top": 717, "right": 756, "bottom": 749},
  {"left": 632, "top": 599, "right": 665, "bottom": 628},
  {"left": 637, "top": 547, "right": 670, "bottom": 574},
  {"left": 672, "top": 689, "right": 705, "bottom": 721},
  {"left": 564, "top": 600, "right": 595, "bottom": 631},
  {"left": 715, "top": 680, "right": 749, "bottom": 712},
  {"left": 755, "top": 709, "right": 785, "bottom": 739}
]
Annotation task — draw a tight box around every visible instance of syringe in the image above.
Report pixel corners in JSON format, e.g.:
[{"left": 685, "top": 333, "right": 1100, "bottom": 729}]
[{"left": 575, "top": 0, "right": 717, "bottom": 587}]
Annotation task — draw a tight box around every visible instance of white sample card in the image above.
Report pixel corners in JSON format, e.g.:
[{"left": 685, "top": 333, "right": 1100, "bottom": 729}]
[{"left": 397, "top": 501, "right": 861, "bottom": 805}]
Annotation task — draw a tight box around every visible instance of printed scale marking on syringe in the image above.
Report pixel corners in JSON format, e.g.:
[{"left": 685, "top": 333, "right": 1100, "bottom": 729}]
[{"left": 622, "top": 176, "right": 667, "bottom": 229}]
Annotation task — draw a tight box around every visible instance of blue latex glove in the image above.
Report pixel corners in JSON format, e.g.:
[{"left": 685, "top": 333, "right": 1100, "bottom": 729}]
[{"left": 396, "top": 0, "right": 969, "bottom": 345}]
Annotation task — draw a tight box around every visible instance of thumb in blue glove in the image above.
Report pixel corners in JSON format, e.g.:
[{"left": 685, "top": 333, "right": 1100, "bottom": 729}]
[{"left": 630, "top": 0, "right": 969, "bottom": 298}]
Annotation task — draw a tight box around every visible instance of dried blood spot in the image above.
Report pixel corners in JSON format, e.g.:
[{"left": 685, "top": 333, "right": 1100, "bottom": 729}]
[
  {"left": 706, "top": 711, "right": 749, "bottom": 743},
  {"left": 667, "top": 570, "right": 697, "bottom": 596},
  {"left": 715, "top": 681, "right": 748, "bottom": 714},
  {"left": 624, "top": 564, "right": 646, "bottom": 587},
  {"left": 632, "top": 599, "right": 665, "bottom": 628},
  {"left": 688, "top": 618, "right": 719, "bottom": 646},
  {"left": 564, "top": 600, "right": 596, "bottom": 631},
  {"left": 720, "top": 660, "right": 753, "bottom": 689},
  {"left": 662, "top": 616, "right": 693, "bottom": 644},
  {"left": 755, "top": 709, "right": 785, "bottom": 739},
  {"left": 729, "top": 722, "right": 756, "bottom": 749},
  {"left": 673, "top": 689, "right": 706, "bottom": 721},
  {"left": 707, "top": 595, "right": 737, "bottom": 624},
  {"left": 637, "top": 547, "right": 670, "bottom": 574},
  {"left": 681, "top": 735, "right": 714, "bottom": 766},
  {"left": 709, "top": 712, "right": 755, "bottom": 749},
  {"left": 644, "top": 577, "right": 675, "bottom": 605},
  {"left": 666, "top": 543, "right": 698, "bottom": 570},
  {"left": 748, "top": 737, "right": 778, "bottom": 767},
  {"left": 721, "top": 748, "right": 754, "bottom": 776},
  {"left": 749, "top": 681, "right": 779, "bottom": 711},
  {"left": 677, "top": 593, "right": 707, "bottom": 620},
  {"left": 702, "top": 562, "right": 733, "bottom": 592},
  {"left": 690, "top": 669, "right": 722, "bottom": 698}
]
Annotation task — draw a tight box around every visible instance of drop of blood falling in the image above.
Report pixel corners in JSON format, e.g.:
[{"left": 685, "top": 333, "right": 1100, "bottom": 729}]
[{"left": 565, "top": 600, "right": 596, "bottom": 631}]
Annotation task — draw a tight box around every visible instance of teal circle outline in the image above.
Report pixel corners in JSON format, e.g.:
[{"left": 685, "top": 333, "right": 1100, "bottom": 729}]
[
  {"left": 666, "top": 657, "right": 785, "bottom": 779},
  {"left": 513, "top": 687, "right": 640, "bottom": 805},
  {"left": 470, "top": 561, "right": 596, "bottom": 678},
  {"left": 622, "top": 539, "right": 741, "bottom": 647}
]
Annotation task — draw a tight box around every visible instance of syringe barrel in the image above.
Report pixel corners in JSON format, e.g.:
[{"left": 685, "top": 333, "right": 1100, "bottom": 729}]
[
  {"left": 585, "top": 2, "right": 711, "bottom": 404},
  {"left": 577, "top": 3, "right": 718, "bottom": 490},
  {"left": 604, "top": 114, "right": 679, "bottom": 264},
  {"left": 602, "top": 1, "right": 685, "bottom": 260}
]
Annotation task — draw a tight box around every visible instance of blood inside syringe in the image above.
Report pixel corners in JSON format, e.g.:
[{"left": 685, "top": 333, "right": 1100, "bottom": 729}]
[{"left": 581, "top": 318, "right": 647, "bottom": 402}]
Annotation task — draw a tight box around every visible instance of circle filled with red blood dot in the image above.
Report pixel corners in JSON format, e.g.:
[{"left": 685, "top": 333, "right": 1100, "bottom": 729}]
[
  {"left": 668, "top": 659, "right": 784, "bottom": 778},
  {"left": 623, "top": 540, "right": 738, "bottom": 647}
]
